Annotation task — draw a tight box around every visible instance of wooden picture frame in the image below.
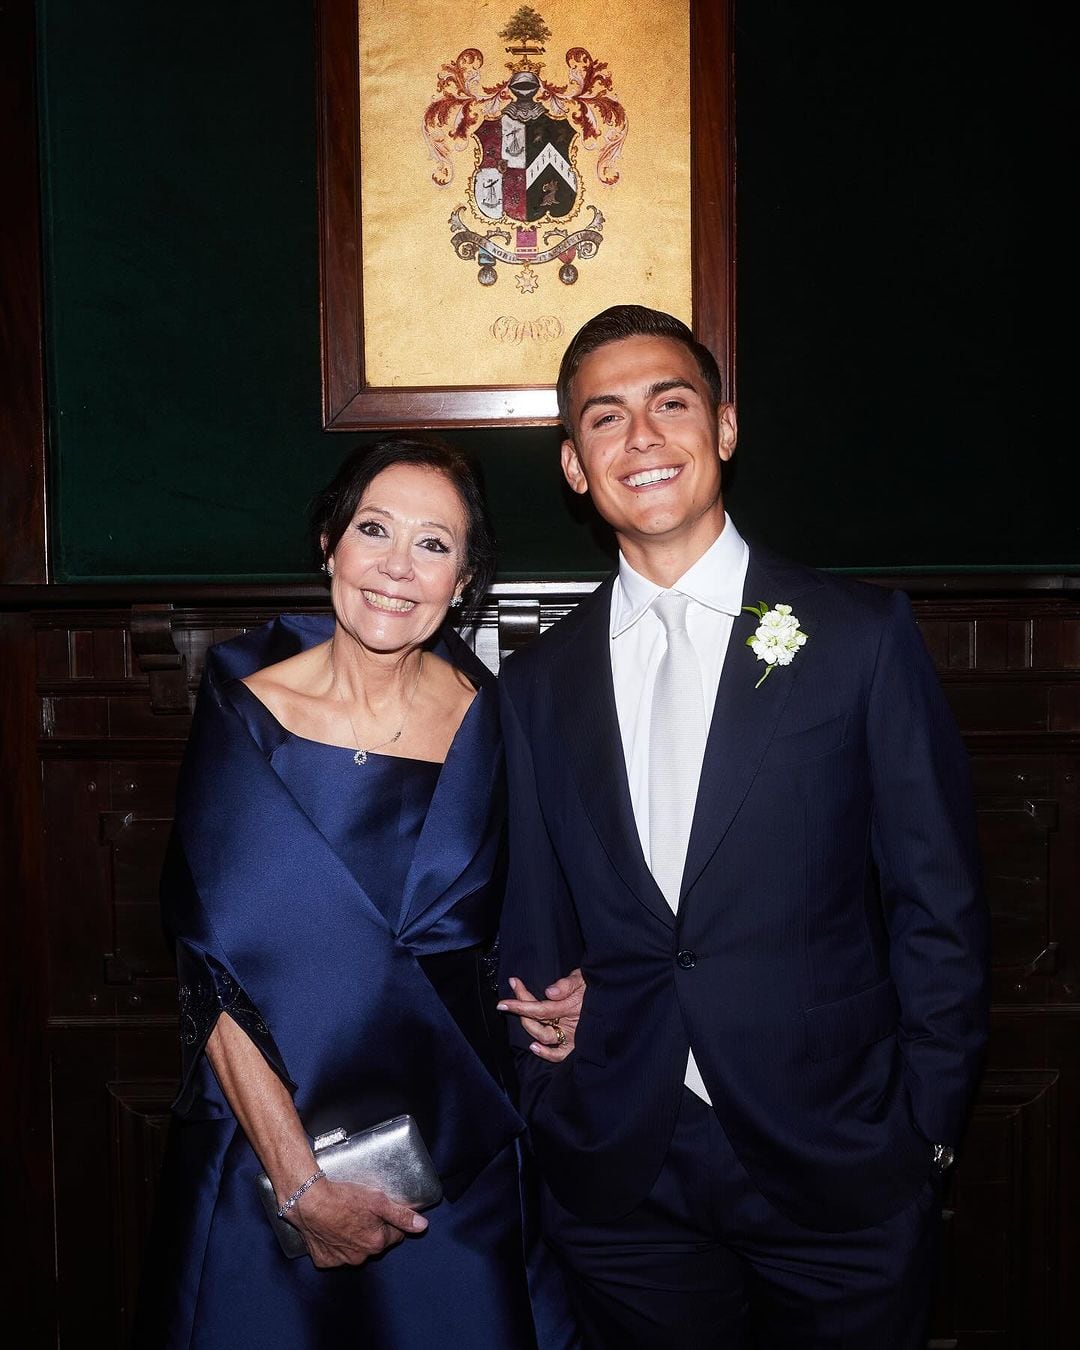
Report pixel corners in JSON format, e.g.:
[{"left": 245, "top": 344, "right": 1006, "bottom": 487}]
[{"left": 316, "top": 0, "right": 734, "bottom": 431}]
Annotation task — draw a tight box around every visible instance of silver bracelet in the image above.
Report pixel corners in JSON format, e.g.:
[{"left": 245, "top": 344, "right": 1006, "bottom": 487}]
[{"left": 276, "top": 1167, "right": 326, "bottom": 1218}]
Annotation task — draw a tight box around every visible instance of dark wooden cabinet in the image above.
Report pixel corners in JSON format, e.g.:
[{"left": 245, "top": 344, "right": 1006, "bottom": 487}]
[
  {"left": 1, "top": 581, "right": 1078, "bottom": 1347},
  {"left": 919, "top": 599, "right": 1080, "bottom": 1349}
]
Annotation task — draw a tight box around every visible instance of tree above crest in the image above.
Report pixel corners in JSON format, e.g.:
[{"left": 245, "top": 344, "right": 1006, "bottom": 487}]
[{"left": 499, "top": 7, "right": 552, "bottom": 45}]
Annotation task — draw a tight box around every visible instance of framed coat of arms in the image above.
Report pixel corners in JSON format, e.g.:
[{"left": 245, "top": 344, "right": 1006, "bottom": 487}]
[{"left": 317, "top": 0, "right": 733, "bottom": 430}]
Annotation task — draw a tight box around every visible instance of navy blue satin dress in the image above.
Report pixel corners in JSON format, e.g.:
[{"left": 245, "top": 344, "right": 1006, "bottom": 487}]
[{"left": 134, "top": 615, "right": 577, "bottom": 1350}]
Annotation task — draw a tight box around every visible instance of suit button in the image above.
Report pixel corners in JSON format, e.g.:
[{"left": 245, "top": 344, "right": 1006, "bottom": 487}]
[{"left": 676, "top": 949, "right": 696, "bottom": 969}]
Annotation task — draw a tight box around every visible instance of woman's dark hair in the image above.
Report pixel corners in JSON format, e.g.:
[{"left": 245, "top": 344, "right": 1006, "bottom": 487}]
[{"left": 311, "top": 438, "right": 497, "bottom": 622}]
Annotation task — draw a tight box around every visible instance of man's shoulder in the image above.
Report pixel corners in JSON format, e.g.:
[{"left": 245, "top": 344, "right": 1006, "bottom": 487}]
[{"left": 749, "top": 543, "right": 904, "bottom": 625}]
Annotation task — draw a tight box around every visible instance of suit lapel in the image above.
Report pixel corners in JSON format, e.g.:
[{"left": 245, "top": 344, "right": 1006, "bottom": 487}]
[
  {"left": 680, "top": 550, "right": 820, "bottom": 901},
  {"left": 553, "top": 578, "right": 674, "bottom": 929}
]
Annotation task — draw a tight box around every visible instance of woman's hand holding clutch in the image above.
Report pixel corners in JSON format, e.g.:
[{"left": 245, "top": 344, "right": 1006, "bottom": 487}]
[
  {"left": 205, "top": 1014, "right": 429, "bottom": 1267},
  {"left": 498, "top": 969, "right": 586, "bottom": 1063},
  {"left": 287, "top": 1178, "right": 428, "bottom": 1268}
]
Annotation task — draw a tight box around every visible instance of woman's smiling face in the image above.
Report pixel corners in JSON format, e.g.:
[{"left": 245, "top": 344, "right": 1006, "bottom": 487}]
[{"left": 327, "top": 463, "right": 470, "bottom": 655}]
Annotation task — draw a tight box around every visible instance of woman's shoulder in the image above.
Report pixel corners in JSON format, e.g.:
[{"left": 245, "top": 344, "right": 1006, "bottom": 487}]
[
  {"left": 424, "top": 649, "right": 480, "bottom": 717},
  {"left": 245, "top": 640, "right": 330, "bottom": 688},
  {"left": 240, "top": 641, "right": 332, "bottom": 729}
]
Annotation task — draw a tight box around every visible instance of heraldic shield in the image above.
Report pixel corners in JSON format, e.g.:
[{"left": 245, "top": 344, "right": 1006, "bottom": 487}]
[
  {"left": 473, "top": 105, "right": 578, "bottom": 223},
  {"left": 475, "top": 77, "right": 577, "bottom": 224},
  {"left": 423, "top": 9, "right": 627, "bottom": 291}
]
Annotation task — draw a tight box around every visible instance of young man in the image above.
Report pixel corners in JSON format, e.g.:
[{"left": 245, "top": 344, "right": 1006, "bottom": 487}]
[{"left": 498, "top": 305, "right": 988, "bottom": 1348}]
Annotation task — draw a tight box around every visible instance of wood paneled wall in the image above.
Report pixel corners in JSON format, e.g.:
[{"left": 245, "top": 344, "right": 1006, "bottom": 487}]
[{"left": 1, "top": 579, "right": 1077, "bottom": 1347}]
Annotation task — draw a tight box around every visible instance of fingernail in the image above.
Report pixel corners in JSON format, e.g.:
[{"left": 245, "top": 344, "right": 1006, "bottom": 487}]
[
  {"left": 529, "top": 1043, "right": 542, "bottom": 1055},
  {"left": 411, "top": 1214, "right": 428, "bottom": 1231},
  {"left": 495, "top": 1003, "right": 508, "bottom": 1012},
  {"left": 509, "top": 977, "right": 519, "bottom": 990}
]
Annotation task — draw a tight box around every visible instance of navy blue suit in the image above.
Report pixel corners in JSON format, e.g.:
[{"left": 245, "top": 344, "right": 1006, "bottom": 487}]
[{"left": 499, "top": 548, "right": 989, "bottom": 1341}]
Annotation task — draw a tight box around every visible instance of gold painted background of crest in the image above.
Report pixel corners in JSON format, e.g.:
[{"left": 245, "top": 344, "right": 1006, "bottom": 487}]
[{"left": 359, "top": 0, "right": 691, "bottom": 388}]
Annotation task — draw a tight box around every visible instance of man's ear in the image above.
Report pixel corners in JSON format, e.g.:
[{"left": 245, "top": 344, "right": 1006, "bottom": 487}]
[
  {"left": 716, "top": 403, "right": 738, "bottom": 462},
  {"left": 561, "top": 438, "right": 589, "bottom": 495}
]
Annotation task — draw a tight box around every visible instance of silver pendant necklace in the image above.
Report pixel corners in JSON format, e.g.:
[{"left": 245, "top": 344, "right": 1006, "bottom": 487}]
[{"left": 332, "top": 645, "right": 424, "bottom": 766}]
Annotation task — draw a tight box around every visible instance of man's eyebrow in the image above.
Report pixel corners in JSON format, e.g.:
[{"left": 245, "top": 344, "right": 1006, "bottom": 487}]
[
  {"left": 645, "top": 379, "right": 699, "bottom": 400},
  {"left": 578, "top": 392, "right": 628, "bottom": 418},
  {"left": 578, "top": 379, "right": 700, "bottom": 420}
]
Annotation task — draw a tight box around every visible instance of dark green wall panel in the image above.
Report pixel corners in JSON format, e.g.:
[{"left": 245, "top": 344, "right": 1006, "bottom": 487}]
[
  {"left": 730, "top": 3, "right": 1071, "bottom": 571},
  {"left": 40, "top": 0, "right": 326, "bottom": 579},
  {"left": 38, "top": 1, "right": 1074, "bottom": 580}
]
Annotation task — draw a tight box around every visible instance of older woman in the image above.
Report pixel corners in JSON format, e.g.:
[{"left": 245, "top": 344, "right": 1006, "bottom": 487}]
[{"left": 134, "top": 440, "right": 579, "bottom": 1349}]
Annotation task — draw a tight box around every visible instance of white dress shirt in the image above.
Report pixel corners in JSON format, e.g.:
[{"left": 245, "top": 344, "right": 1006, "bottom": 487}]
[
  {"left": 609, "top": 515, "right": 750, "bottom": 1102},
  {"left": 610, "top": 515, "right": 750, "bottom": 862}
]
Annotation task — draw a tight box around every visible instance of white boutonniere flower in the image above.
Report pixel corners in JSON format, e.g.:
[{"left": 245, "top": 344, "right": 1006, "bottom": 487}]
[{"left": 743, "top": 602, "right": 809, "bottom": 688}]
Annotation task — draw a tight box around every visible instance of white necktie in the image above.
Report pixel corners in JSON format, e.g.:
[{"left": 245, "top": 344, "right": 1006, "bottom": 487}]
[
  {"left": 648, "top": 591, "right": 706, "bottom": 910},
  {"left": 648, "top": 591, "right": 713, "bottom": 1104}
]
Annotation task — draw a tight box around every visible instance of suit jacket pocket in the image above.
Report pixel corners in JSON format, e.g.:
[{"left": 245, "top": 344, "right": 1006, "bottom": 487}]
[
  {"left": 761, "top": 714, "right": 847, "bottom": 769},
  {"left": 573, "top": 1011, "right": 607, "bottom": 1067},
  {"left": 804, "top": 978, "right": 899, "bottom": 1062}
]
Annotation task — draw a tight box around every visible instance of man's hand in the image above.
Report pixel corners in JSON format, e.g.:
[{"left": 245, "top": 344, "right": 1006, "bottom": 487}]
[{"left": 498, "top": 968, "right": 586, "bottom": 1063}]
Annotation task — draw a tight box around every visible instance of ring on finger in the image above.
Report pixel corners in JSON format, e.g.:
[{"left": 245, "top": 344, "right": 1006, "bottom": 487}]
[{"left": 552, "top": 1023, "right": 568, "bottom": 1048}]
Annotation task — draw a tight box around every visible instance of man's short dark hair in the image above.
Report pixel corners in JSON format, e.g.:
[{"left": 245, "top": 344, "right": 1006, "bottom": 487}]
[{"left": 556, "top": 305, "right": 724, "bottom": 430}]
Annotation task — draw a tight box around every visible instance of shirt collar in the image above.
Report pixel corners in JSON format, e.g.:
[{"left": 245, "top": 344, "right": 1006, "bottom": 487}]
[{"left": 610, "top": 515, "right": 749, "bottom": 638}]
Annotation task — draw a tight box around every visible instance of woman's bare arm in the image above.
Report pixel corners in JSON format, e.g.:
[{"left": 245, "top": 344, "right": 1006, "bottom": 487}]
[{"left": 206, "top": 1014, "right": 427, "bottom": 1267}]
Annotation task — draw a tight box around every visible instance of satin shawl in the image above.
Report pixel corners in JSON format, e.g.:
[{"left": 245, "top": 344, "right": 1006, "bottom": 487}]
[{"left": 164, "top": 614, "right": 523, "bottom": 1189}]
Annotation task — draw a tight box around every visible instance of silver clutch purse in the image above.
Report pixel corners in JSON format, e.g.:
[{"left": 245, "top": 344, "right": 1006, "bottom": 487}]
[{"left": 255, "top": 1113, "right": 443, "bottom": 1259}]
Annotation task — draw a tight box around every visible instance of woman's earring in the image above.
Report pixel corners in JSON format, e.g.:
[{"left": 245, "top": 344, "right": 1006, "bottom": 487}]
[
  {"left": 450, "top": 594, "right": 463, "bottom": 608},
  {"left": 322, "top": 561, "right": 333, "bottom": 578}
]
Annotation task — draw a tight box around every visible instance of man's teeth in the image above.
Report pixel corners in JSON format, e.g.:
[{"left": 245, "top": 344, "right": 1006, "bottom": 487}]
[
  {"left": 363, "top": 591, "right": 416, "bottom": 612},
  {"left": 624, "top": 467, "right": 681, "bottom": 488}
]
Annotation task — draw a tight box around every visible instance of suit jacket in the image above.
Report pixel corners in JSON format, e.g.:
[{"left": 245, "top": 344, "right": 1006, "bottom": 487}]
[{"left": 498, "top": 546, "right": 989, "bottom": 1232}]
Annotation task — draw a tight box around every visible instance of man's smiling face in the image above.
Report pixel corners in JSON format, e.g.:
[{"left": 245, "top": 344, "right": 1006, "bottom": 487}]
[{"left": 560, "top": 335, "right": 737, "bottom": 566}]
